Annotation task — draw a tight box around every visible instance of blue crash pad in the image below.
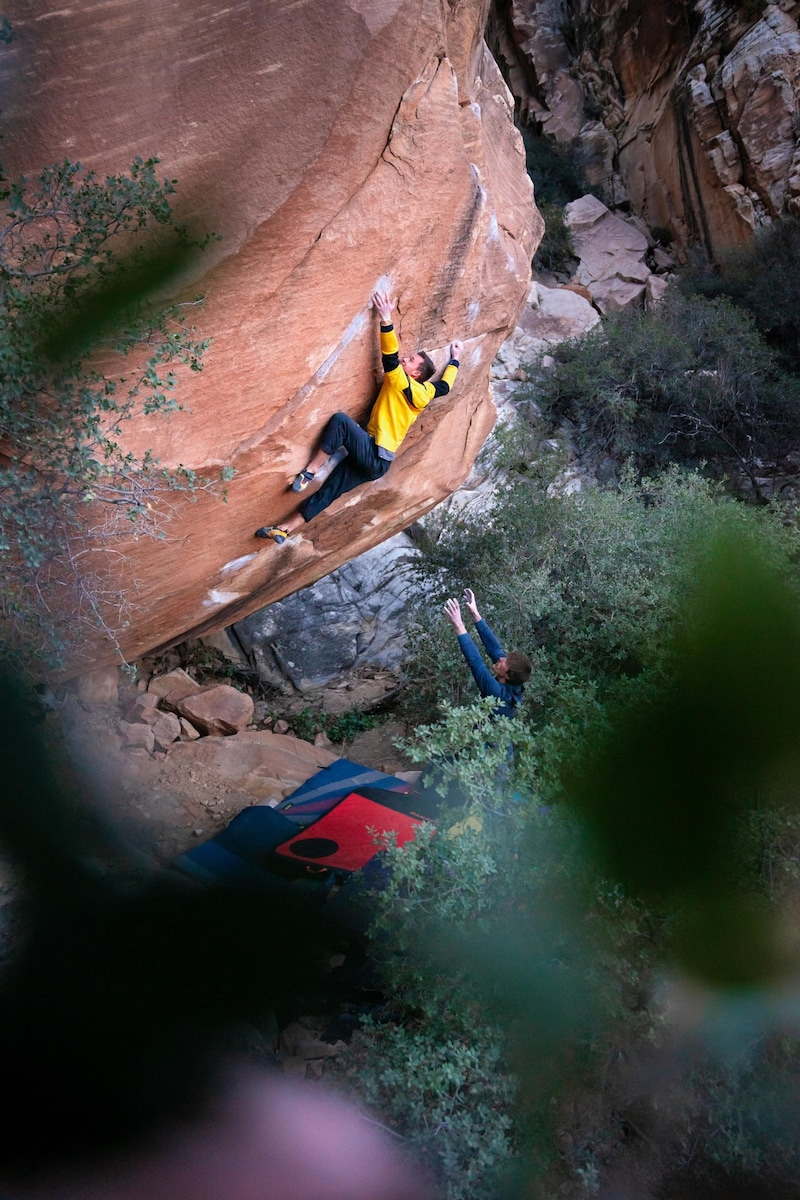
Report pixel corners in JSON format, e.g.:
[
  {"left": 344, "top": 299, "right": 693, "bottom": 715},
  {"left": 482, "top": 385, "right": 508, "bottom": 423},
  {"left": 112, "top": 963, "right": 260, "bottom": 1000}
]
[{"left": 276, "top": 758, "right": 409, "bottom": 825}]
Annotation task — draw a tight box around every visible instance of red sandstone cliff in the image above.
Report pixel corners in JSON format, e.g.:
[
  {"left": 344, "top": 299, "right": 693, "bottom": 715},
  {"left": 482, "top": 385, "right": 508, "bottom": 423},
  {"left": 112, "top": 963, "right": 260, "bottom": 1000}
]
[{"left": 0, "top": 0, "right": 538, "bottom": 667}]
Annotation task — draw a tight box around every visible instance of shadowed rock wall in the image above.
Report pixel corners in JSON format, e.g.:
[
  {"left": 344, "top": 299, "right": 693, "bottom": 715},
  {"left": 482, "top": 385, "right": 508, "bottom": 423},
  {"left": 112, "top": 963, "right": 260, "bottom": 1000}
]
[
  {"left": 0, "top": 0, "right": 538, "bottom": 669},
  {"left": 491, "top": 0, "right": 800, "bottom": 253}
]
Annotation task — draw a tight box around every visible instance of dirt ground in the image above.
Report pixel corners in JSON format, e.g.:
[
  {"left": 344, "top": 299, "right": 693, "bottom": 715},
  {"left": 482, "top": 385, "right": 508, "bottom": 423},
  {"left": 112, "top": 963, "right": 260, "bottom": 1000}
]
[{"left": 53, "top": 677, "right": 416, "bottom": 869}]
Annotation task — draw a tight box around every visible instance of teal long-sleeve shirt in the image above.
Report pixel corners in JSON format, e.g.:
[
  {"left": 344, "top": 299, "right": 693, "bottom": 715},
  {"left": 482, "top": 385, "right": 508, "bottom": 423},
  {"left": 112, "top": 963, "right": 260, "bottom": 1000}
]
[{"left": 456, "top": 619, "right": 524, "bottom": 719}]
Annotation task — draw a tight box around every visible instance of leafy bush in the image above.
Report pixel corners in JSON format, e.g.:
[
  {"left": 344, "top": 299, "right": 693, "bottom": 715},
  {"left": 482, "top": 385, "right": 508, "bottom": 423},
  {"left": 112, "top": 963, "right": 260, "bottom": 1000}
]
[
  {"left": 329, "top": 754, "right": 666, "bottom": 1198},
  {"left": 680, "top": 216, "right": 800, "bottom": 371},
  {"left": 403, "top": 464, "right": 800, "bottom": 780},
  {"left": 340, "top": 1015, "right": 517, "bottom": 1200},
  {"left": 396, "top": 698, "right": 537, "bottom": 808},
  {"left": 675, "top": 1040, "right": 800, "bottom": 1182},
  {"left": 289, "top": 705, "right": 378, "bottom": 744},
  {"left": 521, "top": 130, "right": 586, "bottom": 208},
  {"left": 520, "top": 133, "right": 582, "bottom": 276},
  {"left": 329, "top": 816, "right": 530, "bottom": 1199},
  {"left": 0, "top": 157, "right": 220, "bottom": 672},
  {"left": 525, "top": 289, "right": 800, "bottom": 496},
  {"left": 326, "top": 709, "right": 379, "bottom": 743}
]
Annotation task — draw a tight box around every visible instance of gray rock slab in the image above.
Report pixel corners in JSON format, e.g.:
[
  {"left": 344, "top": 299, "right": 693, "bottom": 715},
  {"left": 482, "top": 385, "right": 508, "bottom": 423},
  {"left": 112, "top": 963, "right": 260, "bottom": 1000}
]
[{"left": 231, "top": 533, "right": 419, "bottom": 692}]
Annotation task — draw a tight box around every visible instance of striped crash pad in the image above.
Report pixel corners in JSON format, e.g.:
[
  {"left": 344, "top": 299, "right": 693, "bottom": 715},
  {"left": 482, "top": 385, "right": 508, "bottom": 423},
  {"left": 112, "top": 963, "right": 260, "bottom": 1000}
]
[{"left": 275, "top": 758, "right": 410, "bottom": 825}]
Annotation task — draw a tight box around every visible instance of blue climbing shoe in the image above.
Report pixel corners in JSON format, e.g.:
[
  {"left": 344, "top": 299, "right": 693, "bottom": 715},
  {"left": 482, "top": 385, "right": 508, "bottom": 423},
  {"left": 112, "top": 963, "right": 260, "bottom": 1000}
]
[
  {"left": 291, "top": 469, "right": 315, "bottom": 493},
  {"left": 254, "top": 525, "right": 289, "bottom": 544}
]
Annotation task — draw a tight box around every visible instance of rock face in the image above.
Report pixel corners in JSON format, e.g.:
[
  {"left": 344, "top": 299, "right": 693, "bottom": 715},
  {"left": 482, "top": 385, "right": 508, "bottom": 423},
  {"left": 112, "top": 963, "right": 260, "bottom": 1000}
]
[
  {"left": 231, "top": 532, "right": 420, "bottom": 692},
  {"left": 491, "top": 0, "right": 800, "bottom": 252},
  {"left": 495, "top": 278, "right": 600, "bottom": 376},
  {"left": 0, "top": 0, "right": 538, "bottom": 672},
  {"left": 226, "top": 269, "right": 605, "bottom": 695}
]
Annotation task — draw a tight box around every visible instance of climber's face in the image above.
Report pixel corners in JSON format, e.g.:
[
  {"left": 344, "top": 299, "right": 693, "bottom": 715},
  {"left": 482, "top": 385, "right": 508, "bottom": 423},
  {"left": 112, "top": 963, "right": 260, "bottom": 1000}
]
[
  {"left": 401, "top": 352, "right": 425, "bottom": 380},
  {"left": 493, "top": 657, "right": 509, "bottom": 683}
]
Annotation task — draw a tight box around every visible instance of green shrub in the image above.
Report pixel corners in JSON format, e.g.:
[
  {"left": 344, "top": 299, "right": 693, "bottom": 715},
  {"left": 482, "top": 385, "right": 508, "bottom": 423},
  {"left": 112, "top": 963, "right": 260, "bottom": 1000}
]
[
  {"left": 677, "top": 1039, "right": 800, "bottom": 1181},
  {"left": 289, "top": 707, "right": 324, "bottom": 742},
  {"left": 340, "top": 1016, "right": 516, "bottom": 1200},
  {"left": 525, "top": 289, "right": 800, "bottom": 495},
  {"left": 289, "top": 705, "right": 378, "bottom": 744},
  {"left": 521, "top": 130, "right": 586, "bottom": 208},
  {"left": 520, "top": 132, "right": 582, "bottom": 275},
  {"left": 325, "top": 709, "right": 378, "bottom": 743},
  {"left": 372, "top": 519, "right": 800, "bottom": 1196},
  {"left": 329, "top": 750, "right": 666, "bottom": 1198},
  {"left": 329, "top": 817, "right": 530, "bottom": 1199},
  {"left": 680, "top": 215, "right": 800, "bottom": 372}
]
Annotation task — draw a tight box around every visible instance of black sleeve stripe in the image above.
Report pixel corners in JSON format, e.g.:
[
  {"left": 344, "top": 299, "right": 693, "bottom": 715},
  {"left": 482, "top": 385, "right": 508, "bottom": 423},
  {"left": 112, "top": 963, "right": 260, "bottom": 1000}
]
[
  {"left": 382, "top": 351, "right": 400, "bottom": 371},
  {"left": 432, "top": 380, "right": 451, "bottom": 398}
]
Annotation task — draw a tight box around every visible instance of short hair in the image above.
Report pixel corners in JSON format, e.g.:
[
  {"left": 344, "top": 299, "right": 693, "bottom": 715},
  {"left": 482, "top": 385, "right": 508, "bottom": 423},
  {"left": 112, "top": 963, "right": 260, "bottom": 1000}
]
[
  {"left": 505, "top": 651, "right": 532, "bottom": 685},
  {"left": 416, "top": 351, "right": 436, "bottom": 383}
]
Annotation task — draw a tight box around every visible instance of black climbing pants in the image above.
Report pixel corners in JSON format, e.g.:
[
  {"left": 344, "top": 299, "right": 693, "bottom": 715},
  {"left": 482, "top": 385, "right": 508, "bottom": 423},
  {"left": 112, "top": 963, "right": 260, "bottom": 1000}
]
[{"left": 300, "top": 411, "right": 391, "bottom": 523}]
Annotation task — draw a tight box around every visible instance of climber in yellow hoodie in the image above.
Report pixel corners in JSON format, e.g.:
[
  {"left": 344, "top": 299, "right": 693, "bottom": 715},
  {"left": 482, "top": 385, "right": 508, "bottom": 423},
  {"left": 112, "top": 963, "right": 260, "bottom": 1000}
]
[{"left": 255, "top": 289, "right": 463, "bottom": 544}]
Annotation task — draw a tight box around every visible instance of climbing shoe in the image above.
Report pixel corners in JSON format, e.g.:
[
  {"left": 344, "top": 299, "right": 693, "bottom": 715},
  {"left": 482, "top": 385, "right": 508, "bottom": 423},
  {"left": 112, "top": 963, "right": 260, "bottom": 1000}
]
[
  {"left": 254, "top": 525, "right": 289, "bottom": 544},
  {"left": 291, "top": 468, "right": 315, "bottom": 493}
]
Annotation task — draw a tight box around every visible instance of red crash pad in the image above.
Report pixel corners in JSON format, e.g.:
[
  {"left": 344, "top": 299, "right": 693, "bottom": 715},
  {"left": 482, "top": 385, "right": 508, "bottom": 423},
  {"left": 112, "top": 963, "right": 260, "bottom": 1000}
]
[{"left": 273, "top": 791, "right": 424, "bottom": 872}]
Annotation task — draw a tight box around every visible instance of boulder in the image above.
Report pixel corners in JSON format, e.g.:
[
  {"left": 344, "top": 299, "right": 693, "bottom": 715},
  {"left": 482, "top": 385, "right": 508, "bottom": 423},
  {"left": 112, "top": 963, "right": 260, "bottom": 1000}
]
[
  {"left": 560, "top": 282, "right": 594, "bottom": 304},
  {"left": 215, "top": 265, "right": 602, "bottom": 695},
  {"left": 166, "top": 730, "right": 338, "bottom": 800},
  {"left": 564, "top": 196, "right": 652, "bottom": 312},
  {"left": 124, "top": 693, "right": 161, "bottom": 725},
  {"left": 0, "top": 0, "right": 538, "bottom": 672},
  {"left": 178, "top": 717, "right": 201, "bottom": 742},
  {"left": 176, "top": 685, "right": 255, "bottom": 737},
  {"left": 493, "top": 280, "right": 601, "bottom": 378},
  {"left": 119, "top": 721, "right": 155, "bottom": 754},
  {"left": 150, "top": 710, "right": 182, "bottom": 751},
  {"left": 74, "top": 667, "right": 119, "bottom": 707},
  {"left": 645, "top": 274, "right": 671, "bottom": 310},
  {"left": 521, "top": 281, "right": 601, "bottom": 345},
  {"left": 148, "top": 669, "right": 202, "bottom": 704}
]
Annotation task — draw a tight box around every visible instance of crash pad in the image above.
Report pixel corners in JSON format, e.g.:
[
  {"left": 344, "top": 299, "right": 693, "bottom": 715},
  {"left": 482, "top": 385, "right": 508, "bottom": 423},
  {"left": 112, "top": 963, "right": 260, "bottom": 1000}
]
[
  {"left": 274, "top": 790, "right": 423, "bottom": 872},
  {"left": 276, "top": 758, "right": 409, "bottom": 825}
]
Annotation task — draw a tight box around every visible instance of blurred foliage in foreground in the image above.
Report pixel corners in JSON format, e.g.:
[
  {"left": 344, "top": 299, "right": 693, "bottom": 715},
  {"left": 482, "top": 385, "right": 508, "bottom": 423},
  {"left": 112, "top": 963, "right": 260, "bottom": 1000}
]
[
  {"left": 4, "top": 454, "right": 800, "bottom": 1199},
  {"left": 0, "top": 662, "right": 348, "bottom": 1185}
]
